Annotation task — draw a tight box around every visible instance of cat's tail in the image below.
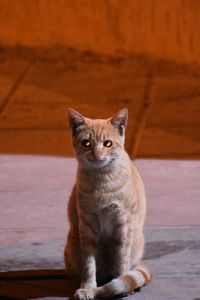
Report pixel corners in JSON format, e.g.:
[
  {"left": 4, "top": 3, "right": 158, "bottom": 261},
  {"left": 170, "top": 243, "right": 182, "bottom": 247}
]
[{"left": 94, "top": 264, "right": 152, "bottom": 298}]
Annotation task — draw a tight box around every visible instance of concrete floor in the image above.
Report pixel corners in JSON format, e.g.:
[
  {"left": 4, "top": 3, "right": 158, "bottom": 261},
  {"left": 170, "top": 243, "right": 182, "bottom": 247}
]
[
  {"left": 0, "top": 47, "right": 200, "bottom": 300},
  {"left": 0, "top": 156, "right": 200, "bottom": 300}
]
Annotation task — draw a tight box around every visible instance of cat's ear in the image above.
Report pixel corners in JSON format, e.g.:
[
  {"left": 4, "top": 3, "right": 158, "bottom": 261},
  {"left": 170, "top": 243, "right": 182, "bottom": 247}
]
[
  {"left": 68, "top": 108, "right": 85, "bottom": 136},
  {"left": 110, "top": 108, "right": 128, "bottom": 135}
]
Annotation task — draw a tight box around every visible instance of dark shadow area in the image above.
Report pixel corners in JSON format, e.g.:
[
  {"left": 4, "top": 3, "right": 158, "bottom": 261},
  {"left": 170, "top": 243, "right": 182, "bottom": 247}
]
[
  {"left": 144, "top": 240, "right": 200, "bottom": 260},
  {"left": 0, "top": 269, "right": 79, "bottom": 300},
  {"left": 0, "top": 297, "right": 20, "bottom": 300}
]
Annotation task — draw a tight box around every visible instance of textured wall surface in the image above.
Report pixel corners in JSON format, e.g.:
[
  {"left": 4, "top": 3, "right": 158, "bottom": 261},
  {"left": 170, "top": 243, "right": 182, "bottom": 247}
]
[{"left": 0, "top": 0, "right": 199, "bottom": 63}]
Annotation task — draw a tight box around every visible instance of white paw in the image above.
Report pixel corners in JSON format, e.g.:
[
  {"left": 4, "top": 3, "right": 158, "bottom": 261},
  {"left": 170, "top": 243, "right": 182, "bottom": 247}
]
[{"left": 74, "top": 288, "right": 94, "bottom": 300}]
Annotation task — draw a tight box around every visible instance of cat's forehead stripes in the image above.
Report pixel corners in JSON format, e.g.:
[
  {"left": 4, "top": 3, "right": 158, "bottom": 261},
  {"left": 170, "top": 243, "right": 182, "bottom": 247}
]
[{"left": 84, "top": 119, "right": 113, "bottom": 142}]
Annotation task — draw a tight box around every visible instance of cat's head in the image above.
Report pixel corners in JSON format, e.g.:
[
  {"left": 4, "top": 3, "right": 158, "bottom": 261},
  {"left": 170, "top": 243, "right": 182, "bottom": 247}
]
[{"left": 68, "top": 108, "right": 128, "bottom": 169}]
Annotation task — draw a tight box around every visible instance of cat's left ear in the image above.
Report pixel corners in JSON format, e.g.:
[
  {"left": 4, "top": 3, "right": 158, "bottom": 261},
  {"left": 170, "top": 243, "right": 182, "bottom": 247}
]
[
  {"left": 110, "top": 108, "right": 128, "bottom": 136},
  {"left": 68, "top": 108, "right": 85, "bottom": 136}
]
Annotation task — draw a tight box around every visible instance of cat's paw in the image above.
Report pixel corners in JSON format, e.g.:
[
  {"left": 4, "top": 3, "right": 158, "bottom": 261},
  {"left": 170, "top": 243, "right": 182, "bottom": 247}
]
[{"left": 74, "top": 288, "right": 95, "bottom": 300}]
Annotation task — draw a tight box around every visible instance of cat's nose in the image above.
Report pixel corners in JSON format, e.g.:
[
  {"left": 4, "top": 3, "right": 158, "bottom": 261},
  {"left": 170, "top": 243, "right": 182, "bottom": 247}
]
[{"left": 93, "top": 150, "right": 103, "bottom": 160}]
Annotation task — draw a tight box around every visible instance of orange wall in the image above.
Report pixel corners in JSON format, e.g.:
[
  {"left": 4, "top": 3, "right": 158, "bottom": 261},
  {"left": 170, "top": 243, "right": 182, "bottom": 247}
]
[{"left": 0, "top": 0, "right": 199, "bottom": 64}]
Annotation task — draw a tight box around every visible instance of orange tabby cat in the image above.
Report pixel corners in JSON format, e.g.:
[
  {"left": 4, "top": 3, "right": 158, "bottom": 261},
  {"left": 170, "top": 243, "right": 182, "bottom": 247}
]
[{"left": 65, "top": 108, "right": 151, "bottom": 299}]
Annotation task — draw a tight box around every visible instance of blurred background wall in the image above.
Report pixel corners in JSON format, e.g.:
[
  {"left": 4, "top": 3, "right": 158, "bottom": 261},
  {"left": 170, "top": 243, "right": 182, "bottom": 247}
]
[
  {"left": 0, "top": 0, "right": 200, "bottom": 64},
  {"left": 0, "top": 0, "right": 199, "bottom": 158}
]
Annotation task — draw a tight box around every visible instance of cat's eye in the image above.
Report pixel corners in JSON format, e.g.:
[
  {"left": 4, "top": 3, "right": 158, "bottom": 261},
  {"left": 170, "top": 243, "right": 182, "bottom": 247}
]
[
  {"left": 103, "top": 140, "right": 112, "bottom": 148},
  {"left": 81, "top": 139, "right": 91, "bottom": 148}
]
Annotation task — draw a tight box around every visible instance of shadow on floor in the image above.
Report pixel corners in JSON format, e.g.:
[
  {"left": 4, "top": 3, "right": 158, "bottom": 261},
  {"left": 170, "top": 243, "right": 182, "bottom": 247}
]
[{"left": 0, "top": 269, "right": 79, "bottom": 300}]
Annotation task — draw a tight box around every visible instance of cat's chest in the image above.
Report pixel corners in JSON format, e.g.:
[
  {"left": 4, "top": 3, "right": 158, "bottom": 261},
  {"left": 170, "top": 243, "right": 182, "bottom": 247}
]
[
  {"left": 79, "top": 173, "right": 127, "bottom": 199},
  {"left": 97, "top": 203, "right": 121, "bottom": 236},
  {"left": 78, "top": 183, "right": 132, "bottom": 236},
  {"left": 99, "top": 212, "right": 113, "bottom": 236}
]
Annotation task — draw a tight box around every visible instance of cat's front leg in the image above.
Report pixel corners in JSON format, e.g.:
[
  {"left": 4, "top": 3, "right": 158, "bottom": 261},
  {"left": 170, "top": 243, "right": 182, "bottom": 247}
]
[
  {"left": 111, "top": 216, "right": 133, "bottom": 277},
  {"left": 74, "top": 213, "right": 99, "bottom": 300}
]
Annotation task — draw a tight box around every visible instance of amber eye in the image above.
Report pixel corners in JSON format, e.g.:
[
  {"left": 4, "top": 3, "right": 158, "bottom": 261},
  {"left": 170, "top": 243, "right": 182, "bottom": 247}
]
[
  {"left": 81, "top": 139, "right": 91, "bottom": 148},
  {"left": 103, "top": 140, "right": 112, "bottom": 148}
]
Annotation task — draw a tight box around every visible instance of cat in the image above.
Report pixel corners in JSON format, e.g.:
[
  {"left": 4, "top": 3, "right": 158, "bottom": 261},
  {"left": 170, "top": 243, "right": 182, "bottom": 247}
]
[{"left": 64, "top": 108, "right": 152, "bottom": 300}]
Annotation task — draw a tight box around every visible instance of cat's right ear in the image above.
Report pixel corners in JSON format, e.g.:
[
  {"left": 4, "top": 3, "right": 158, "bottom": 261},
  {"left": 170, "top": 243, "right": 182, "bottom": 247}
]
[{"left": 68, "top": 108, "right": 85, "bottom": 136}]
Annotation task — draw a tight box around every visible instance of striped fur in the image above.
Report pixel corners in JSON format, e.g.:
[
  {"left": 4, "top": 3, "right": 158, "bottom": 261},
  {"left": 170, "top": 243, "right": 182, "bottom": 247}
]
[{"left": 65, "top": 108, "right": 152, "bottom": 300}]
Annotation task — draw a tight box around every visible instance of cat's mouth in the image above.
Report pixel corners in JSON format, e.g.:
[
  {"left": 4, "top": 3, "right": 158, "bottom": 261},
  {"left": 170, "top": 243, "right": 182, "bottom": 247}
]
[
  {"left": 88, "top": 158, "right": 107, "bottom": 163},
  {"left": 87, "top": 157, "right": 110, "bottom": 168}
]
